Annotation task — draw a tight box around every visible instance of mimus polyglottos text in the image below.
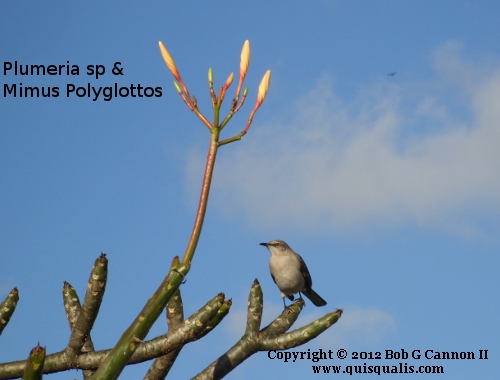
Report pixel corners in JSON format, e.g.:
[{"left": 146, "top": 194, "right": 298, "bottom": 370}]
[{"left": 260, "top": 240, "right": 327, "bottom": 308}]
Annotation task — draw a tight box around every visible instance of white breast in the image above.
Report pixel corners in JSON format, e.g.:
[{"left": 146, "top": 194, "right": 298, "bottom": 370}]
[{"left": 269, "top": 254, "right": 305, "bottom": 296}]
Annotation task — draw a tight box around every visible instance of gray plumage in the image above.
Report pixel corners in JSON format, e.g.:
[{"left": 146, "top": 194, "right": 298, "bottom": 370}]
[{"left": 259, "top": 240, "right": 327, "bottom": 308}]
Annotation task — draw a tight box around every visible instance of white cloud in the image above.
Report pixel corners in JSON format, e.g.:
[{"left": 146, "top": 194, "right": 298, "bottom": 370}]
[{"left": 195, "top": 42, "right": 500, "bottom": 237}]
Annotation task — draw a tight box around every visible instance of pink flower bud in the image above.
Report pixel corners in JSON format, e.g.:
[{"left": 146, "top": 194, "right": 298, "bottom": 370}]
[{"left": 158, "top": 41, "right": 181, "bottom": 81}]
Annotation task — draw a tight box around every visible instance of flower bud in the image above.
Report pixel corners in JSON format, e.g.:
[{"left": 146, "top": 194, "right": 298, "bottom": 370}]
[
  {"left": 239, "top": 40, "right": 250, "bottom": 79},
  {"left": 208, "top": 67, "right": 213, "bottom": 84},
  {"left": 224, "top": 72, "right": 234, "bottom": 89},
  {"left": 257, "top": 70, "right": 271, "bottom": 105},
  {"left": 159, "top": 41, "right": 181, "bottom": 81}
]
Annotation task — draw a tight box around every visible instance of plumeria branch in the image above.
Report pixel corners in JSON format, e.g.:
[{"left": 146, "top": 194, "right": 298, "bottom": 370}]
[
  {"left": 90, "top": 257, "right": 190, "bottom": 380},
  {"left": 158, "top": 40, "right": 270, "bottom": 142},
  {"left": 158, "top": 39, "right": 271, "bottom": 265},
  {"left": 192, "top": 280, "right": 343, "bottom": 380},
  {"left": 218, "top": 69, "right": 271, "bottom": 146},
  {"left": 0, "top": 277, "right": 340, "bottom": 380},
  {"left": 64, "top": 254, "right": 107, "bottom": 360},
  {"left": 23, "top": 344, "right": 46, "bottom": 380},
  {"left": 62, "top": 282, "right": 96, "bottom": 380},
  {"left": 0, "top": 40, "right": 280, "bottom": 380},
  {"left": 159, "top": 41, "right": 213, "bottom": 130},
  {"left": 0, "top": 289, "right": 230, "bottom": 379},
  {"left": 0, "top": 288, "right": 18, "bottom": 336},
  {"left": 144, "top": 289, "right": 184, "bottom": 379}
]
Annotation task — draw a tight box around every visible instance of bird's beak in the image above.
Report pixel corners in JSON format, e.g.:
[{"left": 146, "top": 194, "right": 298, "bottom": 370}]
[{"left": 259, "top": 243, "right": 268, "bottom": 247}]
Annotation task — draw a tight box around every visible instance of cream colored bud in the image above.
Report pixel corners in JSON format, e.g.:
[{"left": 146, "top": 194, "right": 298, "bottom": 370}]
[
  {"left": 159, "top": 41, "right": 181, "bottom": 81},
  {"left": 225, "top": 72, "right": 234, "bottom": 88},
  {"left": 240, "top": 40, "right": 250, "bottom": 78},
  {"left": 257, "top": 70, "right": 271, "bottom": 105}
]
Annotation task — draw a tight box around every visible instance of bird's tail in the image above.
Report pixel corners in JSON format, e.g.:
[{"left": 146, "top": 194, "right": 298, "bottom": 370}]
[{"left": 302, "top": 289, "right": 327, "bottom": 307}]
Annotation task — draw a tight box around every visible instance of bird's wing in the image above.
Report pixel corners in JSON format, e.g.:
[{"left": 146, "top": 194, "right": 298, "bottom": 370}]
[
  {"left": 270, "top": 272, "right": 277, "bottom": 285},
  {"left": 297, "top": 253, "right": 313, "bottom": 291}
]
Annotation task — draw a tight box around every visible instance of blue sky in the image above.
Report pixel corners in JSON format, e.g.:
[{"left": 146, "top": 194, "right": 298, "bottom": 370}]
[{"left": 1, "top": 1, "right": 499, "bottom": 379}]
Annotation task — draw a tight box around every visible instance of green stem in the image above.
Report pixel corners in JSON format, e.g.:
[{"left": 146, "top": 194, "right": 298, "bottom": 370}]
[
  {"left": 90, "top": 262, "right": 189, "bottom": 380},
  {"left": 182, "top": 120, "right": 220, "bottom": 264},
  {"left": 22, "top": 344, "right": 45, "bottom": 380}
]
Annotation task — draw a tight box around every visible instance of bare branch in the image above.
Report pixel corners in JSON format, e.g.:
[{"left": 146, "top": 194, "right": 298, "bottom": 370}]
[
  {"left": 192, "top": 282, "right": 342, "bottom": 380},
  {"left": 65, "top": 254, "right": 107, "bottom": 359},
  {"left": 0, "top": 288, "right": 19, "bottom": 336}
]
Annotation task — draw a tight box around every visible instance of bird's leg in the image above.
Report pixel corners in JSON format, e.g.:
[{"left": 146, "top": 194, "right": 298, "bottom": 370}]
[
  {"left": 282, "top": 297, "right": 294, "bottom": 314},
  {"left": 298, "top": 292, "right": 306, "bottom": 306}
]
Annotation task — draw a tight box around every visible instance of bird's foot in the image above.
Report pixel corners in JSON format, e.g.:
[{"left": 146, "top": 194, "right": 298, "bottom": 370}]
[{"left": 297, "top": 294, "right": 306, "bottom": 307}]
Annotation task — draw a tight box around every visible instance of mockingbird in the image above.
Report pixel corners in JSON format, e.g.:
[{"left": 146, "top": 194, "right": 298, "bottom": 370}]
[{"left": 260, "top": 240, "right": 327, "bottom": 308}]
